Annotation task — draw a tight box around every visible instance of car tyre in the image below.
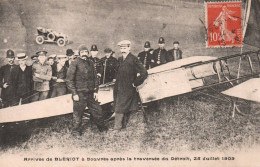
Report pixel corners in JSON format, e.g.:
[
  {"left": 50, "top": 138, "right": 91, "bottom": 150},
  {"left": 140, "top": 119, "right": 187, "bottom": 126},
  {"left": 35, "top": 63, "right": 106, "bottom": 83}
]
[
  {"left": 57, "top": 38, "right": 66, "bottom": 47},
  {"left": 35, "top": 36, "right": 44, "bottom": 45}
]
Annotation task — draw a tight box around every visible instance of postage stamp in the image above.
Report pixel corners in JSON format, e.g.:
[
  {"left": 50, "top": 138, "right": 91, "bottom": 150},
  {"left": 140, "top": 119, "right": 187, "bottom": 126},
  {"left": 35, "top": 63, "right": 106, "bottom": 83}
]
[{"left": 205, "top": 1, "right": 243, "bottom": 48}]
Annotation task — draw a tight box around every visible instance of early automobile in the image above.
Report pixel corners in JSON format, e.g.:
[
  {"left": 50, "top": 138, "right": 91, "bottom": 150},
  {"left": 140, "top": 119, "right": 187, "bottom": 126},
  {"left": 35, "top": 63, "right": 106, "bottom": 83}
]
[{"left": 35, "top": 27, "right": 69, "bottom": 47}]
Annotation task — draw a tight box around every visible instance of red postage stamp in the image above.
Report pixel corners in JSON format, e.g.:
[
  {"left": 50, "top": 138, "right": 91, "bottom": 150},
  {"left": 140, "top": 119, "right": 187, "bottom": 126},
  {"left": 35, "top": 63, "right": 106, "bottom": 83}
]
[{"left": 205, "top": 1, "right": 242, "bottom": 48}]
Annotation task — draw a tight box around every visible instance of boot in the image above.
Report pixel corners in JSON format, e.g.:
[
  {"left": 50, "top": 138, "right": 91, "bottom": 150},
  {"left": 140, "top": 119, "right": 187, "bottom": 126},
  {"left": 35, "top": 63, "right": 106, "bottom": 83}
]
[{"left": 113, "top": 113, "right": 124, "bottom": 130}]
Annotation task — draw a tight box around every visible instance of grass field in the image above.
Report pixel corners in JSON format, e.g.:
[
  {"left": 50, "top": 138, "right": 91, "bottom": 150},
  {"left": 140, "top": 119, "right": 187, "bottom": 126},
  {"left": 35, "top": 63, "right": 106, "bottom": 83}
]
[{"left": 0, "top": 0, "right": 259, "bottom": 164}]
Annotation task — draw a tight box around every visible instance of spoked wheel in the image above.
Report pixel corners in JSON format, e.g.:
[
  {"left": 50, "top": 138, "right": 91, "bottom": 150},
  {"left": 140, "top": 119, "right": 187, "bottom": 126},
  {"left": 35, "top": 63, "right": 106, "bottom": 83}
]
[
  {"left": 57, "top": 38, "right": 66, "bottom": 47},
  {"left": 35, "top": 36, "right": 44, "bottom": 45}
]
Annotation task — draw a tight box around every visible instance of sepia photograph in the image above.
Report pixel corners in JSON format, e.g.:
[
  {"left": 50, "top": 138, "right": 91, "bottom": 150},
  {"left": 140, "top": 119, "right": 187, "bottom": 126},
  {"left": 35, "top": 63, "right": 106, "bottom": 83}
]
[{"left": 0, "top": 0, "right": 259, "bottom": 166}]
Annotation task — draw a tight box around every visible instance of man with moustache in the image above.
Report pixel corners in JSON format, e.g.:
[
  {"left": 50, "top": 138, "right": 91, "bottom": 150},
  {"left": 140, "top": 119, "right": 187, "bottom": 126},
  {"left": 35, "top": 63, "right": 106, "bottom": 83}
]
[
  {"left": 113, "top": 40, "right": 148, "bottom": 131},
  {"left": 66, "top": 44, "right": 107, "bottom": 135},
  {"left": 0, "top": 49, "right": 18, "bottom": 107},
  {"left": 137, "top": 41, "right": 155, "bottom": 69},
  {"left": 153, "top": 37, "right": 169, "bottom": 67},
  {"left": 100, "top": 48, "right": 118, "bottom": 84},
  {"left": 13, "top": 53, "right": 33, "bottom": 105}
]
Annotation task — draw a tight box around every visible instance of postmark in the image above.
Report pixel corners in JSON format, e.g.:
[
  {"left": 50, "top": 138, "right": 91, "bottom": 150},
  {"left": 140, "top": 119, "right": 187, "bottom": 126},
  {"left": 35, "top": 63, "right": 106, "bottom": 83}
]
[{"left": 205, "top": 1, "right": 243, "bottom": 48}]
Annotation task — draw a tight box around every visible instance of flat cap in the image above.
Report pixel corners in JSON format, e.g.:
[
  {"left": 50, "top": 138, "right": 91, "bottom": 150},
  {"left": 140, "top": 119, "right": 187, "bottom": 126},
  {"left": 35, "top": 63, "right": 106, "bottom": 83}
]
[
  {"left": 36, "top": 51, "right": 47, "bottom": 56},
  {"left": 31, "top": 55, "right": 38, "bottom": 59},
  {"left": 117, "top": 40, "right": 131, "bottom": 47}
]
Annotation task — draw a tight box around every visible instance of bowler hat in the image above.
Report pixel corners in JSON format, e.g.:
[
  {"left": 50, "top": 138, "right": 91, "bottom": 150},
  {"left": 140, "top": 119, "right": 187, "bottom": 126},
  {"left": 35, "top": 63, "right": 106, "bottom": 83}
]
[
  {"left": 6, "top": 49, "right": 15, "bottom": 58},
  {"left": 66, "top": 49, "right": 74, "bottom": 56}
]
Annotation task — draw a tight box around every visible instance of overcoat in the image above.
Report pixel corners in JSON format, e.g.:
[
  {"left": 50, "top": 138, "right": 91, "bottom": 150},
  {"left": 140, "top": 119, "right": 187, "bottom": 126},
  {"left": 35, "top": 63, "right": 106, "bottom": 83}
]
[
  {"left": 113, "top": 53, "right": 148, "bottom": 113},
  {"left": 168, "top": 49, "right": 182, "bottom": 61},
  {"left": 13, "top": 65, "right": 33, "bottom": 97},
  {"left": 100, "top": 56, "right": 119, "bottom": 84},
  {"left": 0, "top": 64, "right": 18, "bottom": 101}
]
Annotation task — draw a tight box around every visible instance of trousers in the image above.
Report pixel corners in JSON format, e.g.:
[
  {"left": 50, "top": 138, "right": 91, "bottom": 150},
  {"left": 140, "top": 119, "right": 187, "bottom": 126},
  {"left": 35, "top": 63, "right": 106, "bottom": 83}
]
[
  {"left": 73, "top": 91, "right": 106, "bottom": 132},
  {"left": 31, "top": 91, "right": 49, "bottom": 102}
]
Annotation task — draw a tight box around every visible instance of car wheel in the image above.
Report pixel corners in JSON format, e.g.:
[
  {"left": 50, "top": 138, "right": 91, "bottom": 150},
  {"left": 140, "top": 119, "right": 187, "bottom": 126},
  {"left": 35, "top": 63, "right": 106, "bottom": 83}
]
[
  {"left": 57, "top": 38, "right": 66, "bottom": 47},
  {"left": 35, "top": 36, "right": 44, "bottom": 45},
  {"left": 47, "top": 32, "right": 55, "bottom": 41}
]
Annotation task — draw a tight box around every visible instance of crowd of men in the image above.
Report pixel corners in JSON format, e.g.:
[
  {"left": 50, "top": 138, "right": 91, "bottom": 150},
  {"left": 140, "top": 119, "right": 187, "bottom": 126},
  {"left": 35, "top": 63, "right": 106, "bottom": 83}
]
[{"left": 0, "top": 37, "right": 182, "bottom": 134}]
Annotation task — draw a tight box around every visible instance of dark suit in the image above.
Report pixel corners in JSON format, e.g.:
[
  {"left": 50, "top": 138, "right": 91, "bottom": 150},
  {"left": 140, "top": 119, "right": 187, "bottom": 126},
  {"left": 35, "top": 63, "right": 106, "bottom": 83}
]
[
  {"left": 137, "top": 49, "right": 154, "bottom": 69},
  {"left": 13, "top": 65, "right": 33, "bottom": 105},
  {"left": 153, "top": 48, "right": 168, "bottom": 67},
  {"left": 100, "top": 56, "right": 118, "bottom": 84},
  {"left": 168, "top": 49, "right": 182, "bottom": 61},
  {"left": 0, "top": 64, "right": 18, "bottom": 107}
]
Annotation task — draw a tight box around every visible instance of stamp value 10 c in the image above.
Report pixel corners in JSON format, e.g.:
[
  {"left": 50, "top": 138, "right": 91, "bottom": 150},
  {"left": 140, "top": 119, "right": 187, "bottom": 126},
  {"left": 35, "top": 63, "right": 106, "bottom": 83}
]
[{"left": 205, "top": 1, "right": 243, "bottom": 48}]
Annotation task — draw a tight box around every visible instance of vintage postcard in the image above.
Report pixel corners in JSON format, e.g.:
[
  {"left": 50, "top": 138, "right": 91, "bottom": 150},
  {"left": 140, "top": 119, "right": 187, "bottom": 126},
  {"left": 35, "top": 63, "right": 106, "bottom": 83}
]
[{"left": 0, "top": 0, "right": 259, "bottom": 167}]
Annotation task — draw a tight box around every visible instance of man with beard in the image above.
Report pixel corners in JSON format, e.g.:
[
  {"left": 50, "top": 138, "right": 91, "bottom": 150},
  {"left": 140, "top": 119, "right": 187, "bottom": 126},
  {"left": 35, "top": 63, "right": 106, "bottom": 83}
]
[
  {"left": 168, "top": 41, "right": 182, "bottom": 61},
  {"left": 13, "top": 53, "right": 33, "bottom": 105},
  {"left": 137, "top": 41, "right": 155, "bottom": 69},
  {"left": 50, "top": 55, "right": 68, "bottom": 98},
  {"left": 90, "top": 44, "right": 103, "bottom": 81},
  {"left": 31, "top": 51, "right": 52, "bottom": 102},
  {"left": 66, "top": 44, "right": 107, "bottom": 135},
  {"left": 153, "top": 37, "right": 169, "bottom": 67},
  {"left": 100, "top": 48, "right": 118, "bottom": 84},
  {"left": 113, "top": 40, "right": 148, "bottom": 131},
  {"left": 0, "top": 49, "right": 18, "bottom": 108}
]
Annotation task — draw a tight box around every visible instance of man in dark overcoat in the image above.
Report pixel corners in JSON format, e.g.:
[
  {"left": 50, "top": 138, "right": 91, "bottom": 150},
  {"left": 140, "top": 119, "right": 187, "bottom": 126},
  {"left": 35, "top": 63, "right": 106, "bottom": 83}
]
[
  {"left": 113, "top": 40, "right": 148, "bottom": 131},
  {"left": 13, "top": 53, "right": 33, "bottom": 105},
  {"left": 66, "top": 44, "right": 107, "bottom": 135},
  {"left": 100, "top": 48, "right": 119, "bottom": 84},
  {"left": 0, "top": 49, "right": 18, "bottom": 108},
  {"left": 168, "top": 41, "right": 182, "bottom": 61}
]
